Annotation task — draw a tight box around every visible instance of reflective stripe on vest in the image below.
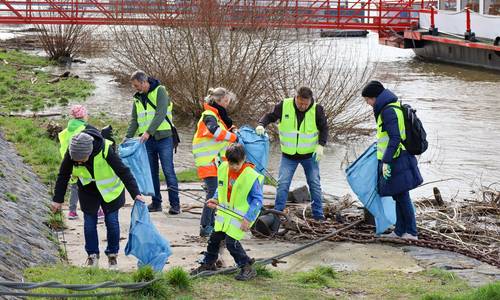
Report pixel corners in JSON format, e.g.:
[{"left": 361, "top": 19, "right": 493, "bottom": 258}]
[
  {"left": 376, "top": 102, "right": 406, "bottom": 160},
  {"left": 71, "top": 140, "right": 125, "bottom": 203},
  {"left": 134, "top": 85, "right": 173, "bottom": 135},
  {"left": 278, "top": 98, "right": 319, "bottom": 155},
  {"left": 192, "top": 110, "right": 229, "bottom": 168},
  {"left": 213, "top": 162, "right": 263, "bottom": 241}
]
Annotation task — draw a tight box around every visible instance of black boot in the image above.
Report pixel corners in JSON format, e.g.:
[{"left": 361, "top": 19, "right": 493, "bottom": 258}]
[
  {"left": 189, "top": 263, "right": 217, "bottom": 276},
  {"left": 234, "top": 263, "right": 256, "bottom": 281},
  {"left": 148, "top": 203, "right": 162, "bottom": 212}
]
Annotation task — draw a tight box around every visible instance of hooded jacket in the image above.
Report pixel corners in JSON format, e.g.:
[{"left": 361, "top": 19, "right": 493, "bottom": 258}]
[
  {"left": 53, "top": 127, "right": 141, "bottom": 214},
  {"left": 374, "top": 89, "right": 423, "bottom": 196}
]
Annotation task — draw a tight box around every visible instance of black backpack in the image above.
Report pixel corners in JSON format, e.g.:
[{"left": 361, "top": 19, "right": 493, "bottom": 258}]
[{"left": 381, "top": 102, "right": 428, "bottom": 155}]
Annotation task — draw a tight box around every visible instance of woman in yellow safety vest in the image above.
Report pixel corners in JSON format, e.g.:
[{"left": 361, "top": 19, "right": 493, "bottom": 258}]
[
  {"left": 51, "top": 128, "right": 145, "bottom": 270},
  {"left": 192, "top": 87, "right": 238, "bottom": 237},
  {"left": 362, "top": 80, "right": 423, "bottom": 240}
]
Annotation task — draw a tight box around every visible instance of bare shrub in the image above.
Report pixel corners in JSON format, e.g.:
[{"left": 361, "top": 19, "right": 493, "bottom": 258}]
[
  {"left": 110, "top": 3, "right": 374, "bottom": 142},
  {"left": 35, "top": 24, "right": 97, "bottom": 61}
]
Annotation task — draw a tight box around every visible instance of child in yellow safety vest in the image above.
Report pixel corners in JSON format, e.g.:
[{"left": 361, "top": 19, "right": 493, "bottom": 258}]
[{"left": 190, "top": 143, "right": 263, "bottom": 281}]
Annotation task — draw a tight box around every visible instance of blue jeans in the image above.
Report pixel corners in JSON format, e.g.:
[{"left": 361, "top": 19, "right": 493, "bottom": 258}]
[
  {"left": 83, "top": 209, "right": 120, "bottom": 256},
  {"left": 203, "top": 231, "right": 250, "bottom": 267},
  {"left": 275, "top": 155, "right": 324, "bottom": 218},
  {"left": 200, "top": 177, "right": 218, "bottom": 230},
  {"left": 146, "top": 136, "right": 180, "bottom": 209},
  {"left": 393, "top": 191, "right": 418, "bottom": 236}
]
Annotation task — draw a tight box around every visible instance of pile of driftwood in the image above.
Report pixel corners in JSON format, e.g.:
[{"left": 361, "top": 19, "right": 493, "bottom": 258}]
[{"left": 265, "top": 187, "right": 500, "bottom": 267}]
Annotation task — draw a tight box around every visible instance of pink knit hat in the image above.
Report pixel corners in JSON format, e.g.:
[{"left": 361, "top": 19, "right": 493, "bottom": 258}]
[{"left": 70, "top": 105, "right": 88, "bottom": 119}]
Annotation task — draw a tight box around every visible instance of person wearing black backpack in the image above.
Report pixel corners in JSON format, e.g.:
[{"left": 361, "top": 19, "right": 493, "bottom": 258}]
[{"left": 362, "top": 81, "right": 423, "bottom": 240}]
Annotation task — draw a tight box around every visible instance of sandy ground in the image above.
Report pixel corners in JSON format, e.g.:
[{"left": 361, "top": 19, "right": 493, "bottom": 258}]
[{"left": 59, "top": 183, "right": 422, "bottom": 273}]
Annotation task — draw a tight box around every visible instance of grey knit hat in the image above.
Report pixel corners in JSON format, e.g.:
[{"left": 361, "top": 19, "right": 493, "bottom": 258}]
[{"left": 69, "top": 132, "right": 94, "bottom": 161}]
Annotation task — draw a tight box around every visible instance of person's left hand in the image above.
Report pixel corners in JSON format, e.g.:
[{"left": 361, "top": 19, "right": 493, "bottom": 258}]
[
  {"left": 229, "top": 125, "right": 239, "bottom": 133},
  {"left": 135, "top": 195, "right": 146, "bottom": 202},
  {"left": 240, "top": 219, "right": 250, "bottom": 232},
  {"left": 140, "top": 132, "right": 150, "bottom": 143},
  {"left": 313, "top": 145, "right": 324, "bottom": 162},
  {"left": 382, "top": 163, "right": 392, "bottom": 180}
]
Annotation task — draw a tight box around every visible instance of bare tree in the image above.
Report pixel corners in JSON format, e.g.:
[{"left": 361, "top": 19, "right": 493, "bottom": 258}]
[{"left": 110, "top": 2, "right": 374, "bottom": 142}]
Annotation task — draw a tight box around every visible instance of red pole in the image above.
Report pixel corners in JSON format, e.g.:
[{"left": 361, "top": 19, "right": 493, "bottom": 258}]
[
  {"left": 430, "top": 6, "right": 435, "bottom": 28},
  {"left": 465, "top": 8, "right": 471, "bottom": 33}
]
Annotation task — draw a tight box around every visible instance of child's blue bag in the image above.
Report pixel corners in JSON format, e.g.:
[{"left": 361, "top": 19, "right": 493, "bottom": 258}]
[
  {"left": 345, "top": 143, "right": 396, "bottom": 234},
  {"left": 118, "top": 138, "right": 154, "bottom": 196},
  {"left": 125, "top": 201, "right": 172, "bottom": 272}
]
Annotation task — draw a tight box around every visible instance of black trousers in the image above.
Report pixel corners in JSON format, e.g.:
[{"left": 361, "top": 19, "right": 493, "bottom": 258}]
[{"left": 203, "top": 231, "right": 250, "bottom": 268}]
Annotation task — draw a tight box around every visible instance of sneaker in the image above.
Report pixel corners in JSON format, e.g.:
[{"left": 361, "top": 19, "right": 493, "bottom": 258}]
[
  {"left": 379, "top": 231, "right": 401, "bottom": 238},
  {"left": 148, "top": 203, "right": 163, "bottom": 212},
  {"left": 86, "top": 254, "right": 99, "bottom": 268},
  {"left": 168, "top": 207, "right": 181, "bottom": 215},
  {"left": 97, "top": 208, "right": 105, "bottom": 219},
  {"left": 234, "top": 263, "right": 257, "bottom": 281},
  {"left": 68, "top": 211, "right": 78, "bottom": 220},
  {"left": 189, "top": 263, "right": 217, "bottom": 276},
  {"left": 107, "top": 254, "right": 118, "bottom": 270},
  {"left": 199, "top": 226, "right": 213, "bottom": 237},
  {"left": 402, "top": 233, "right": 419, "bottom": 240}
]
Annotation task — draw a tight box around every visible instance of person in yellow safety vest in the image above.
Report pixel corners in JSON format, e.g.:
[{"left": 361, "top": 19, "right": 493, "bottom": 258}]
[
  {"left": 125, "top": 70, "right": 180, "bottom": 214},
  {"left": 190, "top": 143, "right": 263, "bottom": 281},
  {"left": 192, "top": 87, "right": 238, "bottom": 237},
  {"left": 362, "top": 80, "right": 423, "bottom": 240},
  {"left": 58, "top": 105, "right": 89, "bottom": 221},
  {"left": 256, "top": 87, "right": 329, "bottom": 221},
  {"left": 51, "top": 129, "right": 146, "bottom": 270}
]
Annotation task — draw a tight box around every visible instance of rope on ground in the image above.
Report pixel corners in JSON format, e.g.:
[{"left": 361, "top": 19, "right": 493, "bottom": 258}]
[
  {"left": 192, "top": 220, "right": 363, "bottom": 278},
  {"left": 0, "top": 279, "right": 159, "bottom": 298}
]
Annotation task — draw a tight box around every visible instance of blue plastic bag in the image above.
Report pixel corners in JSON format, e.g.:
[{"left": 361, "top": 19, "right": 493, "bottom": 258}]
[
  {"left": 125, "top": 201, "right": 172, "bottom": 272},
  {"left": 119, "top": 139, "right": 154, "bottom": 196},
  {"left": 345, "top": 143, "right": 396, "bottom": 234},
  {"left": 236, "top": 125, "right": 270, "bottom": 175}
]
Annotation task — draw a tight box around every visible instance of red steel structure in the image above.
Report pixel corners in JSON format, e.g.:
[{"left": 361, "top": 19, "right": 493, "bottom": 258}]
[{"left": 0, "top": 0, "right": 433, "bottom": 33}]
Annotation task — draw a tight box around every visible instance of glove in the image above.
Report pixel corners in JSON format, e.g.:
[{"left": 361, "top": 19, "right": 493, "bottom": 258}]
[
  {"left": 313, "top": 145, "right": 324, "bottom": 162},
  {"left": 382, "top": 163, "right": 392, "bottom": 180},
  {"left": 255, "top": 125, "right": 265, "bottom": 136}
]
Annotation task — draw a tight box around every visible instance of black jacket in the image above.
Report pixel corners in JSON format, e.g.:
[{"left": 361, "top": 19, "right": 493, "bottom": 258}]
[
  {"left": 258, "top": 99, "right": 329, "bottom": 160},
  {"left": 53, "top": 127, "right": 141, "bottom": 214}
]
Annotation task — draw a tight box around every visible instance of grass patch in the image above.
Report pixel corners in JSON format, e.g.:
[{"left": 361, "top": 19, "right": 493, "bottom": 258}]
[
  {"left": 164, "top": 266, "right": 192, "bottom": 290},
  {"left": 23, "top": 264, "right": 489, "bottom": 300},
  {"left": 0, "top": 116, "right": 59, "bottom": 185},
  {"left": 46, "top": 210, "right": 65, "bottom": 231},
  {"left": 5, "top": 192, "right": 18, "bottom": 202},
  {"left": 422, "top": 280, "right": 500, "bottom": 300},
  {"left": 175, "top": 168, "right": 199, "bottom": 183},
  {"left": 255, "top": 265, "right": 274, "bottom": 278},
  {"left": 0, "top": 50, "right": 94, "bottom": 113}
]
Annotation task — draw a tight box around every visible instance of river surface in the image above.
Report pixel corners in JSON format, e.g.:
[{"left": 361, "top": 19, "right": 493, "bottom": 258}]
[{"left": 2, "top": 25, "right": 500, "bottom": 199}]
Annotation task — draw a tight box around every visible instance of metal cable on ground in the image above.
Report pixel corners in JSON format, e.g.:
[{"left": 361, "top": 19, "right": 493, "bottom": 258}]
[
  {"left": 192, "top": 220, "right": 363, "bottom": 278},
  {"left": 0, "top": 279, "right": 159, "bottom": 298}
]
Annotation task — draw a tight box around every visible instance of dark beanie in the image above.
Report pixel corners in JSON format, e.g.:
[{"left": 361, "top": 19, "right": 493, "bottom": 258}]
[{"left": 361, "top": 80, "right": 385, "bottom": 98}]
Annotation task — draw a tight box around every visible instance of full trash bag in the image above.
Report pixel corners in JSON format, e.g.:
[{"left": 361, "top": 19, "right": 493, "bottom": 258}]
[
  {"left": 345, "top": 143, "right": 396, "bottom": 234},
  {"left": 236, "top": 125, "right": 270, "bottom": 175},
  {"left": 118, "top": 138, "right": 154, "bottom": 196},
  {"left": 125, "top": 201, "right": 172, "bottom": 272}
]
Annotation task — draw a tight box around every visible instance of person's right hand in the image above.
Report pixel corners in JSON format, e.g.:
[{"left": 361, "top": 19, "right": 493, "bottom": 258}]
[
  {"left": 135, "top": 195, "right": 146, "bottom": 202},
  {"left": 207, "top": 199, "right": 218, "bottom": 209},
  {"left": 255, "top": 125, "right": 265, "bottom": 136},
  {"left": 51, "top": 202, "right": 62, "bottom": 213}
]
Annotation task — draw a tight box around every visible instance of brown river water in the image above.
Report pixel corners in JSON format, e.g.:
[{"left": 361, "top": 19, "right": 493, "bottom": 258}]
[{"left": 2, "top": 26, "right": 500, "bottom": 199}]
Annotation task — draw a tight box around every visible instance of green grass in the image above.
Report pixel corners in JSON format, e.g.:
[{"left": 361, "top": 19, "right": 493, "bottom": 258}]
[
  {"left": 5, "top": 192, "right": 18, "bottom": 202},
  {"left": 175, "top": 168, "right": 199, "bottom": 183},
  {"left": 23, "top": 264, "right": 495, "bottom": 300},
  {"left": 0, "top": 117, "right": 60, "bottom": 185},
  {"left": 0, "top": 50, "right": 94, "bottom": 113}
]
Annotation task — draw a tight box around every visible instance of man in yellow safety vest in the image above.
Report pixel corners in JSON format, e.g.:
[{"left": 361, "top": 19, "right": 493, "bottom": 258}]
[{"left": 256, "top": 87, "right": 328, "bottom": 220}]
